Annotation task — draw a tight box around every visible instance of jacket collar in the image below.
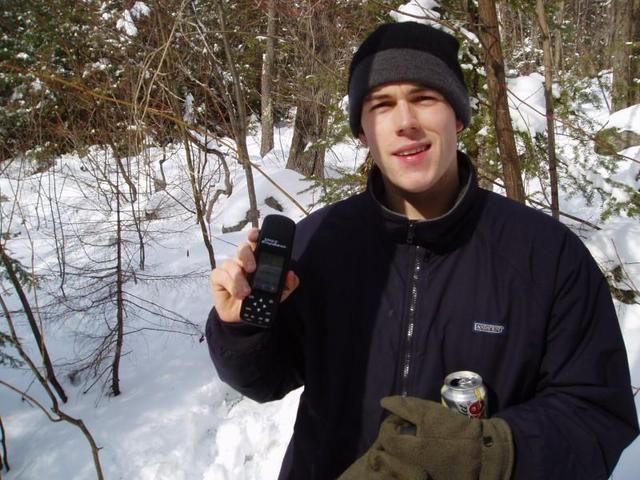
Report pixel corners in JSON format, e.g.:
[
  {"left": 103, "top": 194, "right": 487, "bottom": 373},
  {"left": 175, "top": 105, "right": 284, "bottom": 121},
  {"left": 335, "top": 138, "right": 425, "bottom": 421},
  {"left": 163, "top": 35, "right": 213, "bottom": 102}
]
[{"left": 366, "top": 151, "right": 485, "bottom": 253}]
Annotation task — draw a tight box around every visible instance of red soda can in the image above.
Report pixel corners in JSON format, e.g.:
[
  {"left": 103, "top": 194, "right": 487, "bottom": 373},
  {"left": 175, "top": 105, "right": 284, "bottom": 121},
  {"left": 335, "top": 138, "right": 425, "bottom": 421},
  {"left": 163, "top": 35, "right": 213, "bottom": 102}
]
[{"left": 440, "top": 371, "right": 487, "bottom": 418}]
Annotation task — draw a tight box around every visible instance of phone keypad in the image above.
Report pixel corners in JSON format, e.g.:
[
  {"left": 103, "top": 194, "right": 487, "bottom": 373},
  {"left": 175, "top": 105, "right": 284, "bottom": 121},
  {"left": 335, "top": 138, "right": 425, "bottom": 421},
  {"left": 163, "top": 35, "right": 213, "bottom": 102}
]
[{"left": 241, "top": 292, "right": 277, "bottom": 327}]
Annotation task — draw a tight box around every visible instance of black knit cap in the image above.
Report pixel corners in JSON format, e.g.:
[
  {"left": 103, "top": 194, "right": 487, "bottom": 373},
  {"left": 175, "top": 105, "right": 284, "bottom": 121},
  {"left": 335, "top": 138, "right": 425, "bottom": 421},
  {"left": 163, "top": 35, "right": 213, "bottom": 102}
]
[{"left": 348, "top": 22, "right": 470, "bottom": 136}]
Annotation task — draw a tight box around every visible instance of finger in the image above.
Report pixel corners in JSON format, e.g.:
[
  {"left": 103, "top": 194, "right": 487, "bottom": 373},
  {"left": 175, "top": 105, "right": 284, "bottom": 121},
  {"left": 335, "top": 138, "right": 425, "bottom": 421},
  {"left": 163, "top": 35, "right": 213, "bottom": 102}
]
[
  {"left": 210, "top": 267, "right": 231, "bottom": 298},
  {"left": 336, "top": 455, "right": 369, "bottom": 480},
  {"left": 247, "top": 227, "right": 259, "bottom": 244},
  {"left": 215, "top": 260, "right": 251, "bottom": 299},
  {"left": 380, "top": 396, "right": 445, "bottom": 427},
  {"left": 379, "top": 433, "right": 427, "bottom": 462},
  {"left": 280, "top": 270, "right": 300, "bottom": 302},
  {"left": 380, "top": 396, "right": 427, "bottom": 425},
  {"left": 379, "top": 413, "right": 414, "bottom": 438},
  {"left": 226, "top": 260, "right": 252, "bottom": 298},
  {"left": 367, "top": 450, "right": 427, "bottom": 480},
  {"left": 380, "top": 434, "right": 480, "bottom": 477},
  {"left": 236, "top": 242, "right": 256, "bottom": 273},
  {"left": 209, "top": 268, "right": 241, "bottom": 323},
  {"left": 383, "top": 396, "right": 483, "bottom": 440}
]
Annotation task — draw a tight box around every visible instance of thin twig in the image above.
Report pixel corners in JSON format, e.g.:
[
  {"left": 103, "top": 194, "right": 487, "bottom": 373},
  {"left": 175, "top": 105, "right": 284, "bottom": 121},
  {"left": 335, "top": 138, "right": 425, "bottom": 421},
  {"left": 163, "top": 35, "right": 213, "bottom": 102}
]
[
  {"left": 611, "top": 239, "right": 640, "bottom": 298},
  {"left": 0, "top": 380, "right": 58, "bottom": 422}
]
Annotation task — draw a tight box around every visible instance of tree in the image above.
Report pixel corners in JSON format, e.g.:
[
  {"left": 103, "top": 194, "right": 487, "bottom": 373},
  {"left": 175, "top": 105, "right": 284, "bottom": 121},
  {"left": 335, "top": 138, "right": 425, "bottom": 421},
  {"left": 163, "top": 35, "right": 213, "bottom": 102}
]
[
  {"left": 0, "top": 245, "right": 67, "bottom": 402},
  {"left": 110, "top": 161, "right": 126, "bottom": 396},
  {"left": 148, "top": 1, "right": 221, "bottom": 268},
  {"left": 51, "top": 147, "right": 139, "bottom": 397},
  {"left": 260, "top": 0, "right": 277, "bottom": 157},
  {"left": 535, "top": 0, "right": 559, "bottom": 219},
  {"left": 285, "top": 1, "right": 337, "bottom": 178},
  {"left": 215, "top": 0, "right": 260, "bottom": 226},
  {"left": 475, "top": 0, "right": 526, "bottom": 202},
  {"left": 0, "top": 293, "right": 104, "bottom": 479},
  {"left": 610, "top": 0, "right": 640, "bottom": 110}
]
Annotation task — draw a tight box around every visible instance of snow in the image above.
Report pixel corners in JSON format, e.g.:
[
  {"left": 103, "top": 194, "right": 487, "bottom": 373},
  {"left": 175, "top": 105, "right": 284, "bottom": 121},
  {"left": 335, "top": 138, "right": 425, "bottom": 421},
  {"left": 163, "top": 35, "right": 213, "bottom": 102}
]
[
  {"left": 131, "top": 2, "right": 151, "bottom": 19},
  {"left": 391, "top": 0, "right": 441, "bottom": 24},
  {"left": 30, "top": 79, "right": 43, "bottom": 92},
  {"left": 388, "top": 0, "right": 479, "bottom": 42},
  {"left": 600, "top": 104, "right": 640, "bottom": 134},
  {"left": 116, "top": 10, "right": 138, "bottom": 37},
  {"left": 116, "top": 3, "right": 149, "bottom": 37},
  {"left": 507, "top": 73, "right": 549, "bottom": 134},
  {"left": 0, "top": 80, "right": 639, "bottom": 480},
  {"left": 184, "top": 93, "right": 195, "bottom": 124},
  {"left": 585, "top": 217, "right": 640, "bottom": 369}
]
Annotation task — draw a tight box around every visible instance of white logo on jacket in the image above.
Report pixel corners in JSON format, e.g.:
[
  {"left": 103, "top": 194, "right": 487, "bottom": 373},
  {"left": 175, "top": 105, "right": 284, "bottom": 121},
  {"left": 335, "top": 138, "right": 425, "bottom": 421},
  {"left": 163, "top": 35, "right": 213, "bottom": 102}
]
[{"left": 472, "top": 322, "right": 506, "bottom": 335}]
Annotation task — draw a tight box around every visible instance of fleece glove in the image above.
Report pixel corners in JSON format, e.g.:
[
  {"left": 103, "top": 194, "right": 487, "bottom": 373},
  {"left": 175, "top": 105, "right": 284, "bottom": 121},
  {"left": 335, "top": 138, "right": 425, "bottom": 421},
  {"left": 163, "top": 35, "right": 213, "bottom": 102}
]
[{"left": 339, "top": 396, "right": 514, "bottom": 480}]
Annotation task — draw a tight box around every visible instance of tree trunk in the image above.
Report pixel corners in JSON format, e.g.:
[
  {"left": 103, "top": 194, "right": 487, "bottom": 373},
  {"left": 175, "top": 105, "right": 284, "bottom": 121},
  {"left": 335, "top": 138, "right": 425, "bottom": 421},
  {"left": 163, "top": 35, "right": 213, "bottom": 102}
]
[
  {"left": 553, "top": 0, "right": 565, "bottom": 72},
  {"left": 216, "top": 0, "right": 260, "bottom": 226},
  {"left": 184, "top": 136, "right": 216, "bottom": 269},
  {"left": 476, "top": 0, "right": 526, "bottom": 202},
  {"left": 161, "top": 7, "right": 221, "bottom": 264},
  {"left": 0, "top": 246, "right": 67, "bottom": 403},
  {"left": 0, "top": 415, "right": 8, "bottom": 472},
  {"left": 260, "top": 0, "right": 276, "bottom": 158},
  {"left": 610, "top": 0, "right": 639, "bottom": 110},
  {"left": 631, "top": 0, "right": 640, "bottom": 106},
  {"left": 286, "top": 3, "right": 334, "bottom": 179},
  {"left": 111, "top": 164, "right": 124, "bottom": 397},
  {"left": 287, "top": 100, "right": 327, "bottom": 178},
  {"left": 535, "top": 0, "right": 560, "bottom": 220},
  {"left": 186, "top": 131, "right": 233, "bottom": 222}
]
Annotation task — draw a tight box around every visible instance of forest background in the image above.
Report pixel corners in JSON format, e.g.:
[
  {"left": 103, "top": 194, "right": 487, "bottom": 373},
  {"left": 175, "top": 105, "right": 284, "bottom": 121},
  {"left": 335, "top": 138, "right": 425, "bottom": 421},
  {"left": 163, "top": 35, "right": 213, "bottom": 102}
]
[{"left": 0, "top": 0, "right": 639, "bottom": 478}]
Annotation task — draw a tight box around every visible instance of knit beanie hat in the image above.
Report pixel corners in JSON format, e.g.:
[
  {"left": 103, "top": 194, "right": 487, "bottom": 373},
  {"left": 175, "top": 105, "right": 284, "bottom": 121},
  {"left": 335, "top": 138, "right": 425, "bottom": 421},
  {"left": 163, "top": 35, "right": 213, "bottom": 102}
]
[{"left": 348, "top": 22, "right": 470, "bottom": 136}]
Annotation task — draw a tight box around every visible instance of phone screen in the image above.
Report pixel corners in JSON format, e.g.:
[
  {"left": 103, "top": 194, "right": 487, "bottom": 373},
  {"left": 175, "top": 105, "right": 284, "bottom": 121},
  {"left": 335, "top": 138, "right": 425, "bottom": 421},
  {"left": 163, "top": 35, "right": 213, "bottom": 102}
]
[{"left": 252, "top": 252, "right": 285, "bottom": 293}]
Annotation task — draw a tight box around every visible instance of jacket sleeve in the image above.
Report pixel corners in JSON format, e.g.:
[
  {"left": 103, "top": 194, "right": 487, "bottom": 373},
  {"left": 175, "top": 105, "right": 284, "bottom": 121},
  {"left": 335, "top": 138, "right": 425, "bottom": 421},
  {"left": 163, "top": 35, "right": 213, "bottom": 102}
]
[
  {"left": 205, "top": 296, "right": 304, "bottom": 403},
  {"left": 496, "top": 232, "right": 639, "bottom": 479}
]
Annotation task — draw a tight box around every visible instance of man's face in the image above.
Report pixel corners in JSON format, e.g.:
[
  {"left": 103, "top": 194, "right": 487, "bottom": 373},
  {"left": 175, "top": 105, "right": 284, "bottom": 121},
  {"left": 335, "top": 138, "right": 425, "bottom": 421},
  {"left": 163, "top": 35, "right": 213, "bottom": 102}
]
[{"left": 359, "top": 82, "right": 463, "bottom": 216}]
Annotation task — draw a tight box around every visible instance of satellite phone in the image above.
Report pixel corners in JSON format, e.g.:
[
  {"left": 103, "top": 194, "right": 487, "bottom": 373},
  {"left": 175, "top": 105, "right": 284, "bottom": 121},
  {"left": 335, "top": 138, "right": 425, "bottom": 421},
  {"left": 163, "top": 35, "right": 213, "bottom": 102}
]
[{"left": 240, "top": 214, "right": 296, "bottom": 328}]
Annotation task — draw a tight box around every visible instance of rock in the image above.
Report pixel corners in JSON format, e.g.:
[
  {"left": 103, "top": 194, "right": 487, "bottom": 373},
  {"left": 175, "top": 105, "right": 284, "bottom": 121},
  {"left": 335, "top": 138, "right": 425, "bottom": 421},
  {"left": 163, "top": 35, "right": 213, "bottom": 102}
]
[
  {"left": 594, "top": 128, "right": 640, "bottom": 155},
  {"left": 264, "top": 196, "right": 284, "bottom": 212},
  {"left": 222, "top": 210, "right": 252, "bottom": 233}
]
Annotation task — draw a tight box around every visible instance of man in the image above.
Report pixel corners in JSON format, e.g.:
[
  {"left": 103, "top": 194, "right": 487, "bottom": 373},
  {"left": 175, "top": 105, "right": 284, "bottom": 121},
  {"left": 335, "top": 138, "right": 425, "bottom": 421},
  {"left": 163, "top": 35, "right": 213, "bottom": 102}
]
[{"left": 207, "top": 22, "right": 638, "bottom": 479}]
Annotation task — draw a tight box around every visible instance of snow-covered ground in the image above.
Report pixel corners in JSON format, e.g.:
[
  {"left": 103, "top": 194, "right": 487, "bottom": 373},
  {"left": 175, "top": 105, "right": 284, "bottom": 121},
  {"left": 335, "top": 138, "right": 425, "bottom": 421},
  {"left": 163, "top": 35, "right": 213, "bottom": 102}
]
[{"left": 0, "top": 87, "right": 639, "bottom": 479}]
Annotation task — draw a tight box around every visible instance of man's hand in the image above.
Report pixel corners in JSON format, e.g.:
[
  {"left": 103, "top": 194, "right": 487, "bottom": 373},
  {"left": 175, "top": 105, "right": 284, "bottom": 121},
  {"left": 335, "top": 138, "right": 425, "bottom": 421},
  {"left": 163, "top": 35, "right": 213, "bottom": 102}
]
[
  {"left": 209, "top": 228, "right": 300, "bottom": 323},
  {"left": 339, "top": 396, "right": 514, "bottom": 480},
  {"left": 377, "top": 396, "right": 513, "bottom": 479},
  {"left": 338, "top": 407, "right": 427, "bottom": 480}
]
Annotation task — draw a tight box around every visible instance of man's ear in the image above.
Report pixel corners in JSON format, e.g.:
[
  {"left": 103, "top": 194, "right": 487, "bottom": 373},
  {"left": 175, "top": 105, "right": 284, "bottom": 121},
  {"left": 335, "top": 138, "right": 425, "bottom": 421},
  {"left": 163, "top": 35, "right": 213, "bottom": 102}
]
[
  {"left": 358, "top": 133, "right": 368, "bottom": 147},
  {"left": 456, "top": 120, "right": 464, "bottom": 133}
]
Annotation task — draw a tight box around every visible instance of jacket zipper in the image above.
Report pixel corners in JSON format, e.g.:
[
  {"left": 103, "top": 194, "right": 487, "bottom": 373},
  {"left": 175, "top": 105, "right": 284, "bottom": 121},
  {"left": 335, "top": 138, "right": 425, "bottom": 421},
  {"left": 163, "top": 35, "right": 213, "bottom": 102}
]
[{"left": 401, "top": 221, "right": 423, "bottom": 397}]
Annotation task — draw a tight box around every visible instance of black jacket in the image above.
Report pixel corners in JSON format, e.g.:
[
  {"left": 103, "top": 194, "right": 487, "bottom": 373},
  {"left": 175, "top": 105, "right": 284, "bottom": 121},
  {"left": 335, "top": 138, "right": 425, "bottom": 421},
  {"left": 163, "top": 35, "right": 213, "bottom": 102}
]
[{"left": 207, "top": 154, "right": 638, "bottom": 479}]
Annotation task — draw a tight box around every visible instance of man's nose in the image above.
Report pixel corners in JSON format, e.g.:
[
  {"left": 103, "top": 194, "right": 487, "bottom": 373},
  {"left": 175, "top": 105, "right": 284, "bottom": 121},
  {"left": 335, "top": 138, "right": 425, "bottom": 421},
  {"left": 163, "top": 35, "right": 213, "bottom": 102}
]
[{"left": 395, "top": 101, "right": 419, "bottom": 135}]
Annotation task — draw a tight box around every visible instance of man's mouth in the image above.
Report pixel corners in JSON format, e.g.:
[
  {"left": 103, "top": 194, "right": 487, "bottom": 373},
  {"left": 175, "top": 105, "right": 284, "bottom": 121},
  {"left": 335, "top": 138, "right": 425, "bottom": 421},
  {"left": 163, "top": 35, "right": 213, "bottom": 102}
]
[
  {"left": 398, "top": 146, "right": 428, "bottom": 156},
  {"left": 394, "top": 143, "right": 431, "bottom": 157}
]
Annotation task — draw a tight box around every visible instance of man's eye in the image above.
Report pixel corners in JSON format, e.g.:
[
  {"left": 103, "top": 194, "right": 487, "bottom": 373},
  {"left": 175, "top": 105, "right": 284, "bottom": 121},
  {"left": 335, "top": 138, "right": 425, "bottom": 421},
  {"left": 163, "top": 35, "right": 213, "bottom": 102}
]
[
  {"left": 370, "top": 102, "right": 390, "bottom": 110},
  {"left": 416, "top": 95, "right": 438, "bottom": 103}
]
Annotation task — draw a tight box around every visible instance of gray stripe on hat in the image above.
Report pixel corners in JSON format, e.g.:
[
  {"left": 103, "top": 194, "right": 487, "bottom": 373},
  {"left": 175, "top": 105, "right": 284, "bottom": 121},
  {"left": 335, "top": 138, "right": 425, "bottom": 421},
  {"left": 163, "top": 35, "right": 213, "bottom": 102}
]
[{"left": 348, "top": 48, "right": 471, "bottom": 135}]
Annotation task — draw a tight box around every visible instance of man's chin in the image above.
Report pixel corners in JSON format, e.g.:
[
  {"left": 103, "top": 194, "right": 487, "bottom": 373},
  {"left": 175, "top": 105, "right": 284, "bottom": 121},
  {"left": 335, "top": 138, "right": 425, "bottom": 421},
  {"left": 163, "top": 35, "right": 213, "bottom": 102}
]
[{"left": 395, "top": 181, "right": 435, "bottom": 196}]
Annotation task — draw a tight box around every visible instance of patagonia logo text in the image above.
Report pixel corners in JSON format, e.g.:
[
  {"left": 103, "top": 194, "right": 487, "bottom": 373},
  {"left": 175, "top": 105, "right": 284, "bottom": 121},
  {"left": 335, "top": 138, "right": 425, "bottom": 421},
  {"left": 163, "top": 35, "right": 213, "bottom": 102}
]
[{"left": 473, "top": 322, "right": 506, "bottom": 335}]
